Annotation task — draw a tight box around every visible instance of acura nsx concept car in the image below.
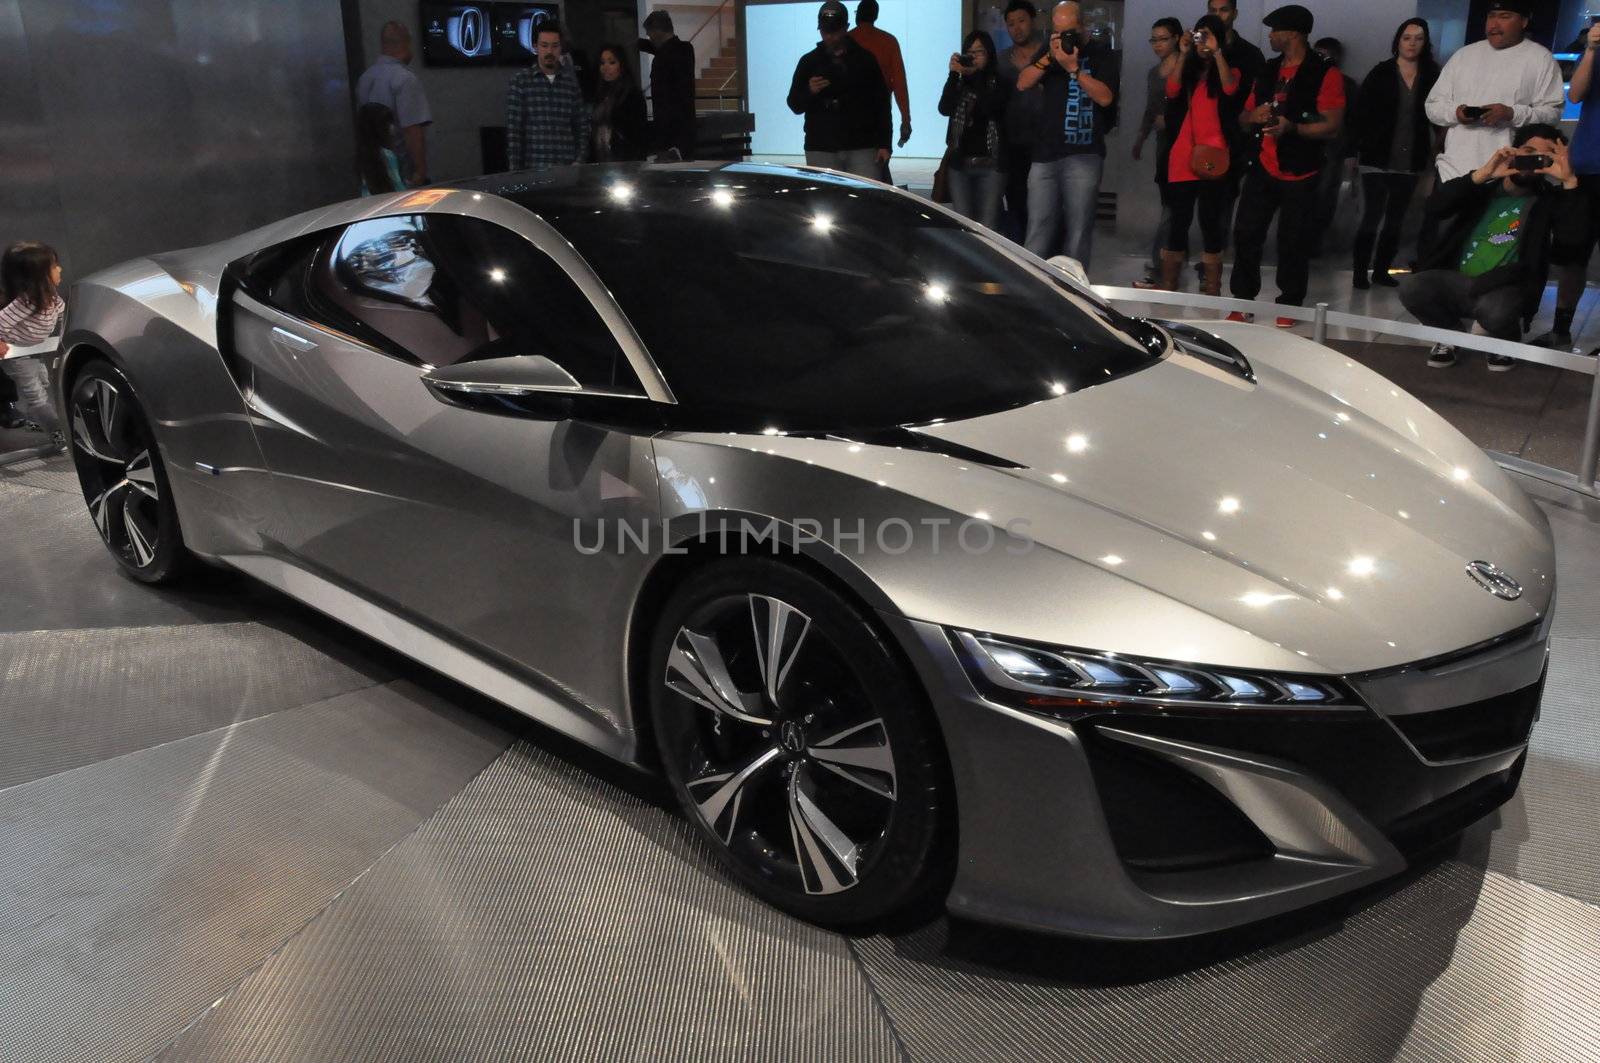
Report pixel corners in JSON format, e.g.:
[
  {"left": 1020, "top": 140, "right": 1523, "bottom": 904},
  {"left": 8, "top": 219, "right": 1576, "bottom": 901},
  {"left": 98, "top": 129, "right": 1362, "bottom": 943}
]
[{"left": 58, "top": 163, "right": 1553, "bottom": 939}]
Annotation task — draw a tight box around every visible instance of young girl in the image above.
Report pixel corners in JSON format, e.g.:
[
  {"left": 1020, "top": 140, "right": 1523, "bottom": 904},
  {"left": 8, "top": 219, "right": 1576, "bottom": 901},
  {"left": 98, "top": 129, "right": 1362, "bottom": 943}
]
[{"left": 0, "top": 241, "right": 67, "bottom": 442}]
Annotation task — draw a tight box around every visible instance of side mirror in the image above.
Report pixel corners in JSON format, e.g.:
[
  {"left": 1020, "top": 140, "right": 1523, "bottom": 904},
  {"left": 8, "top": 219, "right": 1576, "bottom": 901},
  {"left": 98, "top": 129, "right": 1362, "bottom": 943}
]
[
  {"left": 422, "top": 354, "right": 583, "bottom": 400},
  {"left": 422, "top": 354, "right": 663, "bottom": 430},
  {"left": 1047, "top": 255, "right": 1091, "bottom": 288}
]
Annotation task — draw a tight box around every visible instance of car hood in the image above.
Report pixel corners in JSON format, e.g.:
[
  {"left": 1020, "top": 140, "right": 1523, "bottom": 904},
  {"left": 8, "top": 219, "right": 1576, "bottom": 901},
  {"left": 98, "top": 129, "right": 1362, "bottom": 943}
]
[
  {"left": 658, "top": 328, "right": 1553, "bottom": 675},
  {"left": 898, "top": 328, "right": 1555, "bottom": 669}
]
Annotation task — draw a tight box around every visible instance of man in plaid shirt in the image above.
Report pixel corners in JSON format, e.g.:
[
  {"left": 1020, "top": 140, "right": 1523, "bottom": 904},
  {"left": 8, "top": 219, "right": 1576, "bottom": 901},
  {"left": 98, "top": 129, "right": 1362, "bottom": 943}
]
[{"left": 506, "top": 22, "right": 590, "bottom": 171}]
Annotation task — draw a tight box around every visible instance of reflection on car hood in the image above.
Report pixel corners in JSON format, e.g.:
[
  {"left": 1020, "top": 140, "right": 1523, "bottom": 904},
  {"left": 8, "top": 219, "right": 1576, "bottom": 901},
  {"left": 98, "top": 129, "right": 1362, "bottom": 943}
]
[{"left": 900, "top": 329, "right": 1554, "bottom": 669}]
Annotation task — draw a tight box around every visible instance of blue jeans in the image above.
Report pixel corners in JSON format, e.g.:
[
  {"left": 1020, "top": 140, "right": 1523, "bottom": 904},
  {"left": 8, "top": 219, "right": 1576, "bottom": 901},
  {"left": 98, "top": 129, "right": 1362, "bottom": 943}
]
[
  {"left": 1024, "top": 154, "right": 1104, "bottom": 268},
  {"left": 1, "top": 357, "right": 59, "bottom": 435},
  {"left": 805, "top": 148, "right": 880, "bottom": 180},
  {"left": 946, "top": 165, "right": 1006, "bottom": 231}
]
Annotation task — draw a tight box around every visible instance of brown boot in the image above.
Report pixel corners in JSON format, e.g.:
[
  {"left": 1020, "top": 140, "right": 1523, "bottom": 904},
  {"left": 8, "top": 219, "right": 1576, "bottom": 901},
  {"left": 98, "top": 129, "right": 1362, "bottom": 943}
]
[
  {"left": 1200, "top": 252, "right": 1224, "bottom": 297},
  {"left": 1157, "top": 249, "right": 1185, "bottom": 292}
]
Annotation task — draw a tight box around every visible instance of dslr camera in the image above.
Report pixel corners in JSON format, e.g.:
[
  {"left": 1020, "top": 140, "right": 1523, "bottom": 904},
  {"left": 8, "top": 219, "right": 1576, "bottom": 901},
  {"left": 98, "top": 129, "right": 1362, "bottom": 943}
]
[{"left": 1056, "top": 29, "right": 1079, "bottom": 55}]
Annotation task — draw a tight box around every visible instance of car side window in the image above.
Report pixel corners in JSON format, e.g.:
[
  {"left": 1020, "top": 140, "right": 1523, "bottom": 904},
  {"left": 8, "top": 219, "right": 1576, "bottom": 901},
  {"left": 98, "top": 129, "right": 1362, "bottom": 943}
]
[{"left": 304, "top": 214, "right": 643, "bottom": 393}]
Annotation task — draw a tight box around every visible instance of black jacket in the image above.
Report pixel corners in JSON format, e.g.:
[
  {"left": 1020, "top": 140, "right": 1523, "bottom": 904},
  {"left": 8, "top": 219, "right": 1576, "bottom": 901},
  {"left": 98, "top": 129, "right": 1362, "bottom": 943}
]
[
  {"left": 592, "top": 83, "right": 649, "bottom": 162},
  {"left": 1353, "top": 59, "right": 1439, "bottom": 170},
  {"left": 787, "top": 37, "right": 892, "bottom": 153},
  {"left": 1249, "top": 50, "right": 1335, "bottom": 178},
  {"left": 1420, "top": 174, "right": 1590, "bottom": 318},
  {"left": 640, "top": 36, "right": 697, "bottom": 158},
  {"left": 1220, "top": 33, "right": 1265, "bottom": 150},
  {"left": 938, "top": 70, "right": 1010, "bottom": 162}
]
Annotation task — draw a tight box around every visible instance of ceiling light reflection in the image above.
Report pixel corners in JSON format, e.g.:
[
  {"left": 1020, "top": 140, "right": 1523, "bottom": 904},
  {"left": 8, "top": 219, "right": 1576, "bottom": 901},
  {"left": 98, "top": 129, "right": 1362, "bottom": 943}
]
[
  {"left": 1347, "top": 556, "right": 1376, "bottom": 577},
  {"left": 1066, "top": 433, "right": 1089, "bottom": 454},
  {"left": 1218, "top": 496, "right": 1241, "bottom": 514}
]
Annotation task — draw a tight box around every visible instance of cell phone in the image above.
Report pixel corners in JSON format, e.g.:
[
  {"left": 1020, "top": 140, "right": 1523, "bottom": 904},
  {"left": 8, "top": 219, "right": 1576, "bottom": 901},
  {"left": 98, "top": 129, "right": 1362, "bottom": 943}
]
[
  {"left": 1461, "top": 105, "right": 1487, "bottom": 121},
  {"left": 959, "top": 53, "right": 976, "bottom": 67},
  {"left": 1510, "top": 154, "right": 1553, "bottom": 171}
]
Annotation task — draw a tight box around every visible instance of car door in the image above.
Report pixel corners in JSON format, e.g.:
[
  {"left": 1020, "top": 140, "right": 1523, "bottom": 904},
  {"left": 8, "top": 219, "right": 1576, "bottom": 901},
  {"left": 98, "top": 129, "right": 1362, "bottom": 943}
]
[{"left": 224, "top": 209, "right": 664, "bottom": 734}]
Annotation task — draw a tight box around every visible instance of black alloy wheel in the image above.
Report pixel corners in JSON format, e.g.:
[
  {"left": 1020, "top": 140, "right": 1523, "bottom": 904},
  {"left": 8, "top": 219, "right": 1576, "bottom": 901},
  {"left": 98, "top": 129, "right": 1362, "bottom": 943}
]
[
  {"left": 67, "top": 359, "right": 188, "bottom": 583},
  {"left": 650, "top": 559, "right": 950, "bottom": 929}
]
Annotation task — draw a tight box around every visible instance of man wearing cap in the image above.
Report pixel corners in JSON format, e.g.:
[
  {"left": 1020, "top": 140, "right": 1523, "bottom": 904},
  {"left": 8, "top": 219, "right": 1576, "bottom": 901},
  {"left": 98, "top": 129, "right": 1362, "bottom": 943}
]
[
  {"left": 1225, "top": 4, "right": 1344, "bottom": 327},
  {"left": 1017, "top": 1, "right": 1121, "bottom": 269},
  {"left": 1425, "top": 1, "right": 1563, "bottom": 188},
  {"left": 640, "top": 11, "right": 697, "bottom": 161},
  {"left": 787, "top": 1, "right": 892, "bottom": 179},
  {"left": 851, "top": 0, "right": 913, "bottom": 177}
]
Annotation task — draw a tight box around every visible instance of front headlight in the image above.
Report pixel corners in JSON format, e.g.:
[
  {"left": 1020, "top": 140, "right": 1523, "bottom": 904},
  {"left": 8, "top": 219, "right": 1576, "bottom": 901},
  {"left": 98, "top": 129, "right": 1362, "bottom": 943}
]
[{"left": 952, "top": 631, "right": 1363, "bottom": 714}]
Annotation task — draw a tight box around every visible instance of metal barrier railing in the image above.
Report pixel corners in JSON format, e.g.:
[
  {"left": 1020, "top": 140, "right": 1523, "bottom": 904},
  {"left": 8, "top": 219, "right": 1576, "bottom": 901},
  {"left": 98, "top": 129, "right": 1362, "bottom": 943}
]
[
  {"left": 0, "top": 337, "right": 61, "bottom": 467},
  {"left": 1093, "top": 286, "right": 1600, "bottom": 499}
]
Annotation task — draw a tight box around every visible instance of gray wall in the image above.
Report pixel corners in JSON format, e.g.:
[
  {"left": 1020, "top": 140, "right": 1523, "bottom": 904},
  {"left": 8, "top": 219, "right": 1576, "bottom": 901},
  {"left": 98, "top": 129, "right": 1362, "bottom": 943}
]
[{"left": 0, "top": 0, "right": 356, "bottom": 278}]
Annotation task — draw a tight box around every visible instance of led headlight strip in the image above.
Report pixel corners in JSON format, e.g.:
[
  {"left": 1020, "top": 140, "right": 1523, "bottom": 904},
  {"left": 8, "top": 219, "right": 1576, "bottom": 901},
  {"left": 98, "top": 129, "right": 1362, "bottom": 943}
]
[{"left": 953, "top": 631, "right": 1363, "bottom": 712}]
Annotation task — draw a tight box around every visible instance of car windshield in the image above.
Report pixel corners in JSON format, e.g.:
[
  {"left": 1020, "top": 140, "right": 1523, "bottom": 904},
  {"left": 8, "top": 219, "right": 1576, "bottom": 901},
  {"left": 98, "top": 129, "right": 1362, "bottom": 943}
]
[{"left": 515, "top": 166, "right": 1164, "bottom": 431}]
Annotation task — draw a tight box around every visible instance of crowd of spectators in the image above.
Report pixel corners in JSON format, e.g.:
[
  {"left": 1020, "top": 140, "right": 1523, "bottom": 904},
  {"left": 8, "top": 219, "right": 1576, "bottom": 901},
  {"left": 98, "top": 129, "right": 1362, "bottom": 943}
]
[
  {"left": 1115, "top": 0, "right": 1598, "bottom": 369},
  {"left": 353, "top": 14, "right": 700, "bottom": 187}
]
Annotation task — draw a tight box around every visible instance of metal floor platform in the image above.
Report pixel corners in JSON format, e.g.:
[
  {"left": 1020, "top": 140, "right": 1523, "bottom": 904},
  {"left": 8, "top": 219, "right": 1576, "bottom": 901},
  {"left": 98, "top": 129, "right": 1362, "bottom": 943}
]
[{"left": 3, "top": 452, "right": 1599, "bottom": 1063}]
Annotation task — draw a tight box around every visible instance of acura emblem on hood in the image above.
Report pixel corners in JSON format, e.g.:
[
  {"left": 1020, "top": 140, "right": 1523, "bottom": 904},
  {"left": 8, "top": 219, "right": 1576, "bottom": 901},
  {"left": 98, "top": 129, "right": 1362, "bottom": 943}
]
[{"left": 1466, "top": 561, "right": 1523, "bottom": 601}]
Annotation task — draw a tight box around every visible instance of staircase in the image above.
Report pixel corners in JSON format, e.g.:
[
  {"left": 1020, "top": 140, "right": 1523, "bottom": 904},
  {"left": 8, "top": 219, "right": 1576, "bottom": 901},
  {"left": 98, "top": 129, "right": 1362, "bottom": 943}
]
[{"left": 643, "top": 1, "right": 741, "bottom": 110}]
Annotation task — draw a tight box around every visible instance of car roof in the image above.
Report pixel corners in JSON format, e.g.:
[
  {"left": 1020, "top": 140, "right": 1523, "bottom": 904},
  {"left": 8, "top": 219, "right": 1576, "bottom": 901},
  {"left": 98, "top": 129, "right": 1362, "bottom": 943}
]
[{"left": 446, "top": 161, "right": 889, "bottom": 213}]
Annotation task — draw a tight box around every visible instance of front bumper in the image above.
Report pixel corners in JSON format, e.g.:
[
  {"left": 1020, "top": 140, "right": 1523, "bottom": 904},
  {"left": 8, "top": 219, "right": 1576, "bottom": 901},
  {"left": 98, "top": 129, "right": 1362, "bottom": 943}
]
[{"left": 888, "top": 614, "right": 1546, "bottom": 941}]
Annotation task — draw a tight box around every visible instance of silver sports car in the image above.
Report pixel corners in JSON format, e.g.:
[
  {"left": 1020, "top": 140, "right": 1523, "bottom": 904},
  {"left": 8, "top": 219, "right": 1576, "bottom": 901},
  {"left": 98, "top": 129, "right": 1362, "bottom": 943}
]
[{"left": 58, "top": 163, "right": 1553, "bottom": 939}]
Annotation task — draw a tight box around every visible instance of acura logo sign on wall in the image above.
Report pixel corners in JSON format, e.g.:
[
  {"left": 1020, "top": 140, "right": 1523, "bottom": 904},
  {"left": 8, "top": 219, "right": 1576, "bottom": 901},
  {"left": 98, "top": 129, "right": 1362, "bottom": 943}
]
[{"left": 1466, "top": 561, "right": 1523, "bottom": 601}]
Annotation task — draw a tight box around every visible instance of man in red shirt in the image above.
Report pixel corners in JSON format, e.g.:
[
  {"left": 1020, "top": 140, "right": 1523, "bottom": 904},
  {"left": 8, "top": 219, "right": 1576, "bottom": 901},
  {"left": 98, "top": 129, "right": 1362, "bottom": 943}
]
[
  {"left": 1225, "top": 5, "right": 1345, "bottom": 326},
  {"left": 849, "top": 0, "right": 911, "bottom": 180}
]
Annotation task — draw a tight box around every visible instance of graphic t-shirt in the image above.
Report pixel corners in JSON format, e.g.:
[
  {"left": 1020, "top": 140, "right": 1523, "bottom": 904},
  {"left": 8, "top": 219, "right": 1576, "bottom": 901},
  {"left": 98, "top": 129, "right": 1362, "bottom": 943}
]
[
  {"left": 1032, "top": 42, "right": 1120, "bottom": 161},
  {"left": 1242, "top": 64, "right": 1345, "bottom": 180},
  {"left": 1458, "top": 193, "right": 1528, "bottom": 277}
]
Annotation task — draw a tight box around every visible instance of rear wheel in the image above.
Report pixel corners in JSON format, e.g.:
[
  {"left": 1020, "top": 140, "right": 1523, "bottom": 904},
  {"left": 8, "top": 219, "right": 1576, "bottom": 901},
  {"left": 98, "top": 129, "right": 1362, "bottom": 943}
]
[
  {"left": 67, "top": 358, "right": 189, "bottom": 584},
  {"left": 649, "top": 559, "right": 951, "bottom": 929}
]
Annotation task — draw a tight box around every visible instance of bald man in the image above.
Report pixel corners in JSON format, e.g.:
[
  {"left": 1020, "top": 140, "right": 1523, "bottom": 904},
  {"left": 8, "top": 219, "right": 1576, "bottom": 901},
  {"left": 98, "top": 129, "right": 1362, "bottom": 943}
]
[
  {"left": 1017, "top": 2, "right": 1119, "bottom": 268},
  {"left": 356, "top": 21, "right": 433, "bottom": 184}
]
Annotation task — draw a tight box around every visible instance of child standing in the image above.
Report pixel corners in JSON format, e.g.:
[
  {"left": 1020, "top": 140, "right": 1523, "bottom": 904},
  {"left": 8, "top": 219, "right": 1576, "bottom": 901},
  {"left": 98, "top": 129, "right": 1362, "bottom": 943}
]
[{"left": 0, "top": 241, "right": 67, "bottom": 446}]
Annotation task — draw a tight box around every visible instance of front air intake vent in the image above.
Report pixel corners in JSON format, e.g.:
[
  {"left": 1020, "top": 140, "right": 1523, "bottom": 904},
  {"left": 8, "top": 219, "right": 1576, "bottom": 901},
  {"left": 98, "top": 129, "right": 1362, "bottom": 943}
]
[{"left": 1388, "top": 675, "right": 1543, "bottom": 762}]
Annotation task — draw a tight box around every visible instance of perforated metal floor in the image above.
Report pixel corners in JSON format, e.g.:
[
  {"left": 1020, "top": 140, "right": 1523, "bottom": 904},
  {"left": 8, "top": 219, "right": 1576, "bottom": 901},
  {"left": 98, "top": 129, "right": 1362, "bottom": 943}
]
[{"left": 3, "top": 454, "right": 1599, "bottom": 1063}]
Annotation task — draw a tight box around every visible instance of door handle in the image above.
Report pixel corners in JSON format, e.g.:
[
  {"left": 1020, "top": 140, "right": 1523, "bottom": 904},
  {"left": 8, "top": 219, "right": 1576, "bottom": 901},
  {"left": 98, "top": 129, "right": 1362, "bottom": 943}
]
[{"left": 270, "top": 326, "right": 318, "bottom": 352}]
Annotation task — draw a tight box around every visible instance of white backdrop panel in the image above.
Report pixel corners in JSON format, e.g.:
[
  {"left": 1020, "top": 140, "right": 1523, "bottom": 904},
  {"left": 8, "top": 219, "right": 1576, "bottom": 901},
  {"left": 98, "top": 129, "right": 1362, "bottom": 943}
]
[{"left": 747, "top": 0, "right": 962, "bottom": 159}]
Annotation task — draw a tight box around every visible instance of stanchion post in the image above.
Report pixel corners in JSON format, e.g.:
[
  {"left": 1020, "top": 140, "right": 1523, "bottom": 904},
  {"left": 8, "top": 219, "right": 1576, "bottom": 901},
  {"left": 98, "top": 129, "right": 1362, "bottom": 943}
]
[
  {"left": 1313, "top": 303, "right": 1329, "bottom": 345},
  {"left": 1580, "top": 361, "right": 1600, "bottom": 491}
]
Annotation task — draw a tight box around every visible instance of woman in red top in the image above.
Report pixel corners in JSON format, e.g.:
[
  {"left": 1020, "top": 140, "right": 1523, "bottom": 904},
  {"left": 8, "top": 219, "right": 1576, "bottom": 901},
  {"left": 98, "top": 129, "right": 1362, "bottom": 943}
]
[{"left": 1157, "top": 16, "right": 1242, "bottom": 294}]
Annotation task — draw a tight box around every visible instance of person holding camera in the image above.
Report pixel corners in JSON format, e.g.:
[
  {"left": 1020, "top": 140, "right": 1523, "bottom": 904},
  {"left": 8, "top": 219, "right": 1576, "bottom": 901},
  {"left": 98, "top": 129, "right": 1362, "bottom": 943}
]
[
  {"left": 1423, "top": 2, "right": 1562, "bottom": 187},
  {"left": 1400, "top": 127, "right": 1586, "bottom": 371},
  {"left": 1151, "top": 16, "right": 1243, "bottom": 295},
  {"left": 1224, "top": 4, "right": 1343, "bottom": 327},
  {"left": 1017, "top": 1, "right": 1120, "bottom": 269},
  {"left": 1530, "top": 17, "right": 1600, "bottom": 352},
  {"left": 787, "top": 1, "right": 892, "bottom": 179},
  {"left": 939, "top": 31, "right": 1011, "bottom": 229}
]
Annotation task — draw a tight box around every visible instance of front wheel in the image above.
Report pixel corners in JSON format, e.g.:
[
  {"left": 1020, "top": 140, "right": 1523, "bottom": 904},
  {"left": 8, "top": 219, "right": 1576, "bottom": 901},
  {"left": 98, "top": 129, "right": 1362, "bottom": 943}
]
[
  {"left": 649, "top": 559, "right": 951, "bottom": 929},
  {"left": 67, "top": 358, "right": 190, "bottom": 584}
]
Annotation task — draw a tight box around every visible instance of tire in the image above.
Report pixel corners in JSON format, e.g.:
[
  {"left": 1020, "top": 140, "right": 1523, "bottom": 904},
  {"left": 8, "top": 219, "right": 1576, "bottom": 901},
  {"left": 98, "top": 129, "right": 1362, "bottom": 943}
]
[
  {"left": 648, "top": 558, "right": 951, "bottom": 929},
  {"left": 66, "top": 357, "right": 190, "bottom": 584}
]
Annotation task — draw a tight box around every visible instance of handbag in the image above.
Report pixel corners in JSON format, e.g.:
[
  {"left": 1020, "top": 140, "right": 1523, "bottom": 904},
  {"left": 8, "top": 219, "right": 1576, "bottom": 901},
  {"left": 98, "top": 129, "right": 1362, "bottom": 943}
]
[
  {"left": 1190, "top": 142, "right": 1229, "bottom": 180},
  {"left": 932, "top": 148, "right": 954, "bottom": 204}
]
